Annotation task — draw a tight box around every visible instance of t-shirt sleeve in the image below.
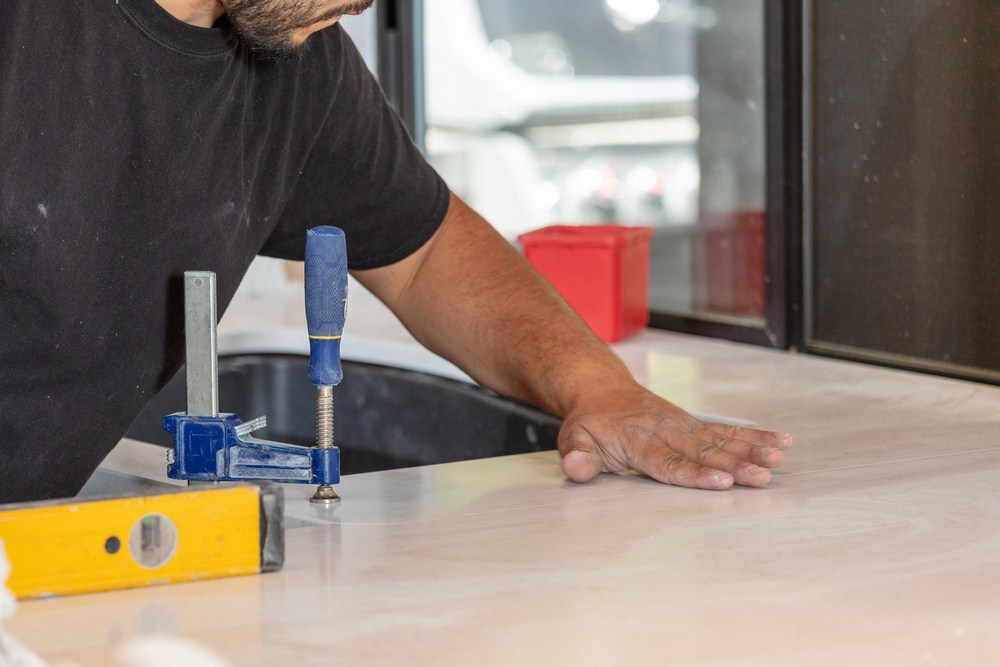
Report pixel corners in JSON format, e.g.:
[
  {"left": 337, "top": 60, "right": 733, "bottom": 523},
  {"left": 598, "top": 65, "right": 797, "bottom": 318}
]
[{"left": 259, "top": 26, "right": 450, "bottom": 269}]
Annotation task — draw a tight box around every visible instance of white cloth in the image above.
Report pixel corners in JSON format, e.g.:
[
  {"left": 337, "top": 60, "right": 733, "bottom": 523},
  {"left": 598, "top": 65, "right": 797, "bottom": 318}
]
[{"left": 0, "top": 541, "right": 47, "bottom": 667}]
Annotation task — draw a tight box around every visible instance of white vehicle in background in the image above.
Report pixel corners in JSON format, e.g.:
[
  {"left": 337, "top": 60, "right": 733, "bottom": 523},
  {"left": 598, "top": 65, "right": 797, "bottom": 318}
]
[{"left": 423, "top": 0, "right": 710, "bottom": 238}]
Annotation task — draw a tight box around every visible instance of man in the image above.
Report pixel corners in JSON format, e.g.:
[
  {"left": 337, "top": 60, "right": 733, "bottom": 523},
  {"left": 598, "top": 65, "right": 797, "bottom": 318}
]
[{"left": 0, "top": 0, "right": 791, "bottom": 503}]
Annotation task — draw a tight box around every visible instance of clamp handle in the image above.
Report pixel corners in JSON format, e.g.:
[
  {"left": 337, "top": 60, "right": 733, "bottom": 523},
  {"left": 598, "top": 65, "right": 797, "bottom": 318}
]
[{"left": 305, "top": 226, "right": 348, "bottom": 387}]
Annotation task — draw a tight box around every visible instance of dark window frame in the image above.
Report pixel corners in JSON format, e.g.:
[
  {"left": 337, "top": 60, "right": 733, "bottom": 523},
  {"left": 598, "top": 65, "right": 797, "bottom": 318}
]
[
  {"left": 377, "top": 0, "right": 426, "bottom": 151},
  {"left": 648, "top": 0, "right": 804, "bottom": 350}
]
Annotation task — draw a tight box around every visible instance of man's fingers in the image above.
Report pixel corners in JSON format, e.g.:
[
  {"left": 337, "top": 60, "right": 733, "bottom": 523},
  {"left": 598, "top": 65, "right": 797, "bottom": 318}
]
[
  {"left": 707, "top": 423, "right": 794, "bottom": 450},
  {"left": 704, "top": 432, "right": 785, "bottom": 469},
  {"left": 639, "top": 430, "right": 772, "bottom": 488},
  {"left": 704, "top": 423, "right": 792, "bottom": 468},
  {"left": 562, "top": 449, "right": 602, "bottom": 483},
  {"left": 641, "top": 450, "right": 736, "bottom": 490},
  {"left": 558, "top": 427, "right": 604, "bottom": 483}
]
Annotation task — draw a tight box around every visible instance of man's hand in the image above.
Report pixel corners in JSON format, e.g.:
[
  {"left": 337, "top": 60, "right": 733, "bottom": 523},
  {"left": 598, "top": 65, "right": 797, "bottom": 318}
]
[
  {"left": 558, "top": 381, "right": 792, "bottom": 488},
  {"left": 355, "top": 192, "right": 792, "bottom": 489}
]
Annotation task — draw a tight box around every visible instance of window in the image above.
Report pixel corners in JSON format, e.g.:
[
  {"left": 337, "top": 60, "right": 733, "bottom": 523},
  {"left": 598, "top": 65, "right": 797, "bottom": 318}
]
[{"left": 422, "top": 0, "right": 773, "bottom": 334}]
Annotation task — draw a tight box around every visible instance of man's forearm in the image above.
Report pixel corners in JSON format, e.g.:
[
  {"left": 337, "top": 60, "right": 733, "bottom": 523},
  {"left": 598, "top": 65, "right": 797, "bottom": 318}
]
[{"left": 353, "top": 192, "right": 636, "bottom": 417}]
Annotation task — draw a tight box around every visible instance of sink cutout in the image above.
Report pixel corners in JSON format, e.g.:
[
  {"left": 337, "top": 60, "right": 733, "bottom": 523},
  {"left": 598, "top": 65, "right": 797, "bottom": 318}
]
[{"left": 126, "top": 356, "right": 561, "bottom": 475}]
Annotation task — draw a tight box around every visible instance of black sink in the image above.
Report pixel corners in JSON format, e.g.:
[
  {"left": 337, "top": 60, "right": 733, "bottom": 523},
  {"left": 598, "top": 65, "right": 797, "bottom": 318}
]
[{"left": 126, "top": 355, "right": 561, "bottom": 475}]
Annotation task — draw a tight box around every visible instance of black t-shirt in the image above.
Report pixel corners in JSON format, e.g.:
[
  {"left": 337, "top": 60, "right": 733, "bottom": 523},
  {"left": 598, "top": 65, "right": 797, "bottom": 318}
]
[{"left": 0, "top": 0, "right": 450, "bottom": 501}]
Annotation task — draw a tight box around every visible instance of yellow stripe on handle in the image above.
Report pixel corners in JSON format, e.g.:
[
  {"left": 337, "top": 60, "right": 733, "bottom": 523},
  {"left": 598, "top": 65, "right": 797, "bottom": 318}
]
[{"left": 308, "top": 335, "right": 343, "bottom": 340}]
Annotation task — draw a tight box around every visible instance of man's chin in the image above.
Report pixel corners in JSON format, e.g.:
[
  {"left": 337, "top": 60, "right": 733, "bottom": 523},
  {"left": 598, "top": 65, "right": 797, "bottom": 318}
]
[
  {"left": 229, "top": 28, "right": 307, "bottom": 61},
  {"left": 247, "top": 40, "right": 307, "bottom": 61}
]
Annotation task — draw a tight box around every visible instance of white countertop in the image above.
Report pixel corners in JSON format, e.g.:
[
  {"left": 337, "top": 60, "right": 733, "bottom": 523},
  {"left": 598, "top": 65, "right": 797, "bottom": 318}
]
[{"left": 7, "top": 287, "right": 1000, "bottom": 666}]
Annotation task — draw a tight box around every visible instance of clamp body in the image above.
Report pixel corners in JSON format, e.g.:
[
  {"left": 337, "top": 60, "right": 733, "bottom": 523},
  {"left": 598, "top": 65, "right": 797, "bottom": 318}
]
[{"left": 165, "top": 413, "right": 340, "bottom": 485}]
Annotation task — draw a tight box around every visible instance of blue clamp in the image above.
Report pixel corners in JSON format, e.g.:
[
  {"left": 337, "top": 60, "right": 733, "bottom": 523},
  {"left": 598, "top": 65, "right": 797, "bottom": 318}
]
[{"left": 164, "top": 413, "right": 340, "bottom": 485}]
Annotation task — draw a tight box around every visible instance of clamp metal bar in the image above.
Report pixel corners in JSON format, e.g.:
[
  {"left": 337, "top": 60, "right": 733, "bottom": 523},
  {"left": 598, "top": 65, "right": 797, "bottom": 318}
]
[{"left": 184, "top": 271, "right": 219, "bottom": 418}]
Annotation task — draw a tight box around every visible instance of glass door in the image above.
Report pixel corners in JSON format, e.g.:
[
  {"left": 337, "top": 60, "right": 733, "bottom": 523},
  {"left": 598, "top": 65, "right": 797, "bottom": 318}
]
[{"left": 419, "top": 0, "right": 789, "bottom": 344}]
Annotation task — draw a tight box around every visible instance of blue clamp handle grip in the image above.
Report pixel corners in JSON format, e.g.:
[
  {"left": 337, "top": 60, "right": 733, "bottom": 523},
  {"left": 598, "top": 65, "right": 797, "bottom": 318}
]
[{"left": 305, "top": 226, "right": 348, "bottom": 387}]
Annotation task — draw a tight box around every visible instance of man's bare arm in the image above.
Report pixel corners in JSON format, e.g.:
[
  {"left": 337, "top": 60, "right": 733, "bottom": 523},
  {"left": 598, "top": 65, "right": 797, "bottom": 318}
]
[{"left": 353, "top": 193, "right": 792, "bottom": 488}]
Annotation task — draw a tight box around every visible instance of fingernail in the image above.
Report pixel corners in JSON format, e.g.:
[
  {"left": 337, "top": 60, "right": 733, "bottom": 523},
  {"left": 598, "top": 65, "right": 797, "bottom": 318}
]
[
  {"left": 749, "top": 464, "right": 768, "bottom": 476},
  {"left": 711, "top": 471, "right": 733, "bottom": 483}
]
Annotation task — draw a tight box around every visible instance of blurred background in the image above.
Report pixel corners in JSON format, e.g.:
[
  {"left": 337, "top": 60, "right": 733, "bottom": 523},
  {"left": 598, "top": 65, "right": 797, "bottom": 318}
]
[{"left": 243, "top": 0, "right": 1000, "bottom": 384}]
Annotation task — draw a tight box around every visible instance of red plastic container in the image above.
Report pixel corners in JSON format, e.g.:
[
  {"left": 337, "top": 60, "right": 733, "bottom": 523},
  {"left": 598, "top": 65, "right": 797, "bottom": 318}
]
[
  {"left": 693, "top": 210, "right": 766, "bottom": 319},
  {"left": 518, "top": 225, "right": 653, "bottom": 342}
]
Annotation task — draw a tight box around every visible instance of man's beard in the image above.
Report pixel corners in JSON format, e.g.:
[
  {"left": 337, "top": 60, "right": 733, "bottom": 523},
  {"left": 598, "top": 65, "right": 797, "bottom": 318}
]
[{"left": 221, "top": 0, "right": 346, "bottom": 60}]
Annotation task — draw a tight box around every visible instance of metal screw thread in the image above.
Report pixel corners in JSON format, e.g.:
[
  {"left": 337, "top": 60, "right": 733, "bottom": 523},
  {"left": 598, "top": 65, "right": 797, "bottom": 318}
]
[
  {"left": 312, "top": 385, "right": 339, "bottom": 505},
  {"left": 316, "top": 385, "right": 334, "bottom": 449}
]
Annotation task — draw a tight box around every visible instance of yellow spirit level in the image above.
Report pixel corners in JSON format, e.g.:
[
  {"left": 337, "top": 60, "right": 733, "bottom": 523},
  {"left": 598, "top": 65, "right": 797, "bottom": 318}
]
[{"left": 0, "top": 484, "right": 283, "bottom": 600}]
